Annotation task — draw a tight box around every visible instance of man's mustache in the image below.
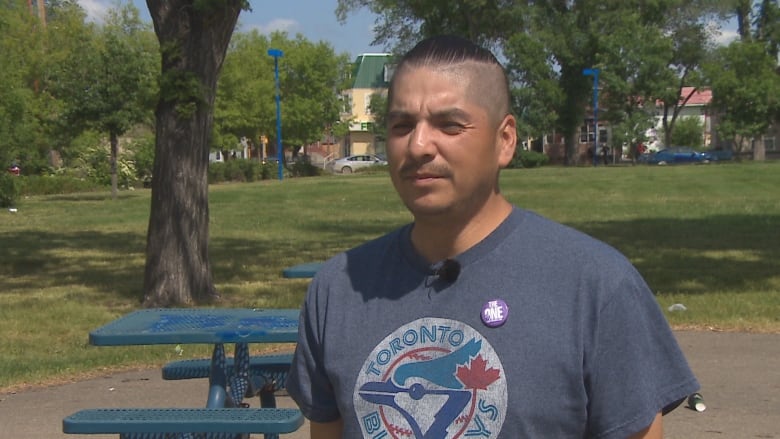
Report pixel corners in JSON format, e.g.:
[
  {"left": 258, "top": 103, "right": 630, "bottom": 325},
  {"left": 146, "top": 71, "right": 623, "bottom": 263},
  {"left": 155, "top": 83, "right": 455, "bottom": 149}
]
[{"left": 398, "top": 162, "right": 452, "bottom": 178}]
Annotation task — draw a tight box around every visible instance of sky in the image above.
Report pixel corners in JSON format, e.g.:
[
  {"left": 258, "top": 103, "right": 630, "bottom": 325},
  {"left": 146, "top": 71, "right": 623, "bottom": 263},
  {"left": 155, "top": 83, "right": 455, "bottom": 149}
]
[
  {"left": 75, "top": 1, "right": 740, "bottom": 57},
  {"left": 76, "top": 0, "right": 386, "bottom": 59}
]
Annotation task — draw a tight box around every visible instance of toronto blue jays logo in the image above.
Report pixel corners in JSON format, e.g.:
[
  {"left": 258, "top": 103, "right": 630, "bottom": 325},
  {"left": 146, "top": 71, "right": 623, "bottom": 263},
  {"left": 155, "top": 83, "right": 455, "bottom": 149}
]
[{"left": 354, "top": 318, "right": 506, "bottom": 438}]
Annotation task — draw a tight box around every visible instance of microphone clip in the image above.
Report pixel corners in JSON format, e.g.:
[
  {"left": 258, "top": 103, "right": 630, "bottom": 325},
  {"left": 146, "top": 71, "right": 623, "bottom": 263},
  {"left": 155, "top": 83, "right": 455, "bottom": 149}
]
[{"left": 435, "top": 259, "right": 461, "bottom": 284}]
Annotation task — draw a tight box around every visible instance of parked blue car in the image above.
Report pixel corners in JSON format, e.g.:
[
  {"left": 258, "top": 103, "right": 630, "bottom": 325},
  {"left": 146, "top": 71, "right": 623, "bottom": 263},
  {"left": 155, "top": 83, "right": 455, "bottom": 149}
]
[
  {"left": 638, "top": 147, "right": 713, "bottom": 165},
  {"left": 704, "top": 147, "right": 734, "bottom": 161}
]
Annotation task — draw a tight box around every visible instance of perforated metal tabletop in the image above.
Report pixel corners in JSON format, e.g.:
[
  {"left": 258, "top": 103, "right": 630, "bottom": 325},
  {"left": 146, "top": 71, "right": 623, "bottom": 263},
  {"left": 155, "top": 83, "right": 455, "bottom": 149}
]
[{"left": 89, "top": 308, "right": 299, "bottom": 346}]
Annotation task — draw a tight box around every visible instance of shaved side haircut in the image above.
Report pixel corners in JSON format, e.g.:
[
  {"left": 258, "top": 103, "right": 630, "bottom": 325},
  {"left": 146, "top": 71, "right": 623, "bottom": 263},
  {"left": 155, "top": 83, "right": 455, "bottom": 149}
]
[{"left": 388, "top": 35, "right": 512, "bottom": 126}]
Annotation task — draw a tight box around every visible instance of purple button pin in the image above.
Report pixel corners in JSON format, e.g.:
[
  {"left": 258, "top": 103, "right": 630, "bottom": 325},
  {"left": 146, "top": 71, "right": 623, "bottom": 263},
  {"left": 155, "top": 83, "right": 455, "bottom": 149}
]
[{"left": 481, "top": 299, "right": 509, "bottom": 327}]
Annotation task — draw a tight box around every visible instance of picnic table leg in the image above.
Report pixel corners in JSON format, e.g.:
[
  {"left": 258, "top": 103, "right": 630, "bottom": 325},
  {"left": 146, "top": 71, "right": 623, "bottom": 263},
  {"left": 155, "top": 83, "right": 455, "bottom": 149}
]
[
  {"left": 259, "top": 385, "right": 280, "bottom": 439},
  {"left": 229, "top": 343, "right": 250, "bottom": 406},
  {"left": 207, "top": 343, "right": 230, "bottom": 408}
]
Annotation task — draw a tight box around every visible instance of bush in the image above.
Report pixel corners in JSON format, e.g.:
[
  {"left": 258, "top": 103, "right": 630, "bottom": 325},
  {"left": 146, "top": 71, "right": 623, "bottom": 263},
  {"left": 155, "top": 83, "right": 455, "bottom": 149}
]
[
  {"left": 261, "top": 161, "right": 279, "bottom": 180},
  {"left": 511, "top": 150, "right": 549, "bottom": 168},
  {"left": 130, "top": 137, "right": 155, "bottom": 182},
  {"left": 0, "top": 172, "right": 20, "bottom": 207},
  {"left": 223, "top": 160, "right": 246, "bottom": 182},
  {"left": 290, "top": 161, "right": 322, "bottom": 177},
  {"left": 16, "top": 175, "right": 103, "bottom": 196},
  {"left": 208, "top": 162, "right": 227, "bottom": 184},
  {"left": 668, "top": 117, "right": 704, "bottom": 149},
  {"left": 208, "top": 159, "right": 280, "bottom": 183}
]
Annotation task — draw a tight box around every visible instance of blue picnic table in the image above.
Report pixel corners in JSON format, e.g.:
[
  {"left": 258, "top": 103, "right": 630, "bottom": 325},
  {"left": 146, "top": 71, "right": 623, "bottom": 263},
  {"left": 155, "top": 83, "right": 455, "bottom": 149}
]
[
  {"left": 282, "top": 262, "right": 322, "bottom": 279},
  {"left": 64, "top": 308, "right": 303, "bottom": 439}
]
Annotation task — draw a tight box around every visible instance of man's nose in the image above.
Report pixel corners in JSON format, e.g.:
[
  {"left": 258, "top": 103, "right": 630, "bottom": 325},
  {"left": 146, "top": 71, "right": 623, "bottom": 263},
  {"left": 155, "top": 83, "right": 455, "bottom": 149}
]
[{"left": 409, "top": 123, "right": 437, "bottom": 158}]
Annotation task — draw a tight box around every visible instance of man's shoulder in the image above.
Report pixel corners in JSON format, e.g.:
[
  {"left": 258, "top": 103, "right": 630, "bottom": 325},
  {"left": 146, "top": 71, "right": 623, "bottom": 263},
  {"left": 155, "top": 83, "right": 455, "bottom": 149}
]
[
  {"left": 317, "top": 225, "right": 408, "bottom": 275},
  {"left": 511, "top": 208, "right": 629, "bottom": 265}
]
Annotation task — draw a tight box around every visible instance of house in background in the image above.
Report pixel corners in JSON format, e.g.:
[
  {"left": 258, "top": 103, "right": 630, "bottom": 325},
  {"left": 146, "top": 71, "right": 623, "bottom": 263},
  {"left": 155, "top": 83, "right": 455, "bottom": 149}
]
[
  {"left": 339, "top": 53, "right": 393, "bottom": 158},
  {"left": 534, "top": 86, "right": 718, "bottom": 164},
  {"left": 645, "top": 87, "right": 713, "bottom": 151},
  {"left": 208, "top": 137, "right": 251, "bottom": 163}
]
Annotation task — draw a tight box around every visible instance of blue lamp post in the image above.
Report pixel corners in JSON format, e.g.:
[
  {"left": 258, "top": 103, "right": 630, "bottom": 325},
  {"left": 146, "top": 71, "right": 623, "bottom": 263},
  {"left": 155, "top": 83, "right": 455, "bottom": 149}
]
[
  {"left": 268, "top": 48, "right": 284, "bottom": 180},
  {"left": 583, "top": 68, "right": 600, "bottom": 167}
]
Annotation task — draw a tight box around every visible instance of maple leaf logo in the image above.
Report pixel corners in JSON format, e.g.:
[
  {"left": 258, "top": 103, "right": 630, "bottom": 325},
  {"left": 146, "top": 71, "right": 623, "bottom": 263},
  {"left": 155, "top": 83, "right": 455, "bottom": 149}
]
[{"left": 456, "top": 355, "right": 501, "bottom": 390}]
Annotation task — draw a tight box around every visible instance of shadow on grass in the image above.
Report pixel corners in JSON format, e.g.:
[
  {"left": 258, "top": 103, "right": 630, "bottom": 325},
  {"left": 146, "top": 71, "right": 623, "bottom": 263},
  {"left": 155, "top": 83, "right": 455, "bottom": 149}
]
[
  {"left": 0, "top": 230, "right": 147, "bottom": 300},
  {"left": 0, "top": 214, "right": 777, "bottom": 301},
  {"left": 572, "top": 214, "right": 780, "bottom": 294},
  {"left": 44, "top": 192, "right": 145, "bottom": 202}
]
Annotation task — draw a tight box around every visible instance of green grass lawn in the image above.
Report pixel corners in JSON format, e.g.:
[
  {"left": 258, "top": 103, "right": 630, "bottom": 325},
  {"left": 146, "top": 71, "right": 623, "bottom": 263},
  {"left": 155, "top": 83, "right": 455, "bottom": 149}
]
[{"left": 1, "top": 161, "right": 778, "bottom": 390}]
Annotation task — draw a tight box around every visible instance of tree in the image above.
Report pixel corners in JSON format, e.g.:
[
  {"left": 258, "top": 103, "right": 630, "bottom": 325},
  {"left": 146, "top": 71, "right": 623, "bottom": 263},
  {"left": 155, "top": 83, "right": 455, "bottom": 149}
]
[
  {"left": 212, "top": 31, "right": 276, "bottom": 156},
  {"left": 0, "top": 0, "right": 77, "bottom": 173},
  {"left": 0, "top": 2, "right": 37, "bottom": 169},
  {"left": 213, "top": 31, "right": 352, "bottom": 162},
  {"left": 755, "top": 0, "right": 779, "bottom": 60},
  {"left": 338, "top": 1, "right": 735, "bottom": 163},
  {"left": 58, "top": 3, "right": 157, "bottom": 198},
  {"left": 368, "top": 92, "right": 388, "bottom": 142},
  {"left": 668, "top": 116, "right": 705, "bottom": 148},
  {"left": 338, "top": 0, "right": 693, "bottom": 164},
  {"left": 704, "top": 41, "right": 780, "bottom": 156},
  {"left": 654, "top": 3, "right": 715, "bottom": 148},
  {"left": 143, "top": 0, "right": 247, "bottom": 307},
  {"left": 275, "top": 33, "right": 352, "bottom": 160},
  {"left": 597, "top": 13, "right": 671, "bottom": 160}
]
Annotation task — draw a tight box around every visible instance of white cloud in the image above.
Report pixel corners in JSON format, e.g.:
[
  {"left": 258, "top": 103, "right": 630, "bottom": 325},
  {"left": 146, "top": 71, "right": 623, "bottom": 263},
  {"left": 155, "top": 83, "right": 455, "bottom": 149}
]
[
  {"left": 77, "top": 0, "right": 109, "bottom": 23},
  {"left": 714, "top": 29, "right": 740, "bottom": 46},
  {"left": 706, "top": 19, "right": 740, "bottom": 47},
  {"left": 244, "top": 18, "right": 300, "bottom": 35}
]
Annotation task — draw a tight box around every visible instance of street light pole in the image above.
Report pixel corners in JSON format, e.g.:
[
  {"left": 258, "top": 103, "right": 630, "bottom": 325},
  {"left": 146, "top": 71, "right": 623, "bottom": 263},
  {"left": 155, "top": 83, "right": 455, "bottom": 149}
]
[
  {"left": 583, "top": 68, "right": 600, "bottom": 167},
  {"left": 268, "top": 48, "right": 284, "bottom": 180}
]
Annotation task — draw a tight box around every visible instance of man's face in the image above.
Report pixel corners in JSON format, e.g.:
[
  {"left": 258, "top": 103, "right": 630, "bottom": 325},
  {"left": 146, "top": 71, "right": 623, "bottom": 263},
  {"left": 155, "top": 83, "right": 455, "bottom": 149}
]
[{"left": 386, "top": 65, "right": 515, "bottom": 220}]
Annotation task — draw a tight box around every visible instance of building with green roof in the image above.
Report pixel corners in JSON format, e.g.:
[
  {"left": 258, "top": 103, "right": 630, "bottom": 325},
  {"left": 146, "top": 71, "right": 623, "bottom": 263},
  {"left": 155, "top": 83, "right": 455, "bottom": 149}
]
[{"left": 340, "top": 53, "right": 393, "bottom": 157}]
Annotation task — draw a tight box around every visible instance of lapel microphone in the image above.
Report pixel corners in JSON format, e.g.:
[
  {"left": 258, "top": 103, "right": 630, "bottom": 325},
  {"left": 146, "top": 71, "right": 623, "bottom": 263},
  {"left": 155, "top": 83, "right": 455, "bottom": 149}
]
[{"left": 436, "top": 259, "right": 461, "bottom": 283}]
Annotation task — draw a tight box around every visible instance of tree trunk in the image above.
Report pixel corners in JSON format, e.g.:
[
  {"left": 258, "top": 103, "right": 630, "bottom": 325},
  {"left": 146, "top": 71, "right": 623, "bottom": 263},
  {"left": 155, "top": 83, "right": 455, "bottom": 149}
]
[
  {"left": 110, "top": 131, "right": 118, "bottom": 200},
  {"left": 143, "top": 0, "right": 242, "bottom": 307},
  {"left": 736, "top": 0, "right": 752, "bottom": 41},
  {"left": 753, "top": 136, "right": 766, "bottom": 161}
]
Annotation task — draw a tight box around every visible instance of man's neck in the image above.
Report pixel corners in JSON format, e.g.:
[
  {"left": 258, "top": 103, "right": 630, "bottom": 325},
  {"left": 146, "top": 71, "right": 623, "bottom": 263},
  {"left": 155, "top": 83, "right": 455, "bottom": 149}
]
[{"left": 410, "top": 198, "right": 513, "bottom": 263}]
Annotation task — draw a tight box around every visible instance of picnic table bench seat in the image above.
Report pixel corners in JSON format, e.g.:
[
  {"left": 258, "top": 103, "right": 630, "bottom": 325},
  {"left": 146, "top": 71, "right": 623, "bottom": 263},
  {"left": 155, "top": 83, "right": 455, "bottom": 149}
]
[
  {"left": 62, "top": 407, "right": 303, "bottom": 436},
  {"left": 162, "top": 353, "right": 293, "bottom": 408},
  {"left": 162, "top": 354, "right": 293, "bottom": 384}
]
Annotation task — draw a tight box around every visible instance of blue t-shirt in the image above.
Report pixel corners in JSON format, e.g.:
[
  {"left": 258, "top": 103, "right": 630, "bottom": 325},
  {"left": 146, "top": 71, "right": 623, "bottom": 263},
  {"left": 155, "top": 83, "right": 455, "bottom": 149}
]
[{"left": 287, "top": 207, "right": 699, "bottom": 438}]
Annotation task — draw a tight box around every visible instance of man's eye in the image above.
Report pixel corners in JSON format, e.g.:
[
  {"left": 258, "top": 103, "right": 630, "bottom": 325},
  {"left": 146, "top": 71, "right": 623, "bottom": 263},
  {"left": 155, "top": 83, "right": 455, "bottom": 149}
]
[
  {"left": 390, "top": 122, "right": 413, "bottom": 135},
  {"left": 440, "top": 122, "right": 465, "bottom": 134}
]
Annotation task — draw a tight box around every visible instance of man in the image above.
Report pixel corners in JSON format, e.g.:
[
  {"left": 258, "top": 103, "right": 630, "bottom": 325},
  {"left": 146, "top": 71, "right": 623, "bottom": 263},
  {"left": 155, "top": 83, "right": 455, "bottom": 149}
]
[{"left": 287, "top": 35, "right": 698, "bottom": 438}]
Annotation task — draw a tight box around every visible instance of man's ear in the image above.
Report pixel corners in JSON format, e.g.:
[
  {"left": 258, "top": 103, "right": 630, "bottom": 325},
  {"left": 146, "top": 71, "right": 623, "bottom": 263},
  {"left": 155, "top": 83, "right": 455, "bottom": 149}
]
[{"left": 497, "top": 114, "right": 517, "bottom": 168}]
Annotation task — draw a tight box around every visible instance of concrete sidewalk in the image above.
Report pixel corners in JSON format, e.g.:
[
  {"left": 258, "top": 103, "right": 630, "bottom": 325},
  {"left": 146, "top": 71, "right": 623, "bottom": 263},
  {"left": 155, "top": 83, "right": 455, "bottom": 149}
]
[{"left": 1, "top": 331, "right": 778, "bottom": 438}]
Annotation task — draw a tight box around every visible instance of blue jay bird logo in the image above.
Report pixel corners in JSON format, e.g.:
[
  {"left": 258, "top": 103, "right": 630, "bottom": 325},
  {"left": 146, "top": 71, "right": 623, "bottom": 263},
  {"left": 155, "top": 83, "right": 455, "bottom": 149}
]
[{"left": 354, "top": 318, "right": 506, "bottom": 438}]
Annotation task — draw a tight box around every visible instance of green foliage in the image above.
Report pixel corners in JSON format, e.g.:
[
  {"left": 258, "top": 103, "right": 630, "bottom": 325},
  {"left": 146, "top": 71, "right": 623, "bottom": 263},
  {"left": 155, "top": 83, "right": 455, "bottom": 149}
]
[
  {"left": 290, "top": 161, "right": 323, "bottom": 177},
  {"left": 704, "top": 40, "right": 780, "bottom": 152},
  {"left": 130, "top": 136, "right": 156, "bottom": 181},
  {"left": 0, "top": 2, "right": 57, "bottom": 172},
  {"left": 0, "top": 172, "right": 19, "bottom": 208},
  {"left": 160, "top": 69, "right": 205, "bottom": 119},
  {"left": 338, "top": 0, "right": 728, "bottom": 164},
  {"left": 62, "top": 130, "right": 139, "bottom": 188},
  {"left": 608, "top": 109, "right": 656, "bottom": 159},
  {"left": 57, "top": 3, "right": 158, "bottom": 136},
  {"left": 14, "top": 175, "right": 102, "bottom": 196},
  {"left": 214, "top": 30, "right": 352, "bottom": 154},
  {"left": 193, "top": 0, "right": 251, "bottom": 13},
  {"left": 669, "top": 117, "right": 704, "bottom": 148},
  {"left": 207, "top": 159, "right": 280, "bottom": 184},
  {"left": 510, "top": 149, "right": 549, "bottom": 169},
  {"left": 368, "top": 93, "right": 388, "bottom": 141}
]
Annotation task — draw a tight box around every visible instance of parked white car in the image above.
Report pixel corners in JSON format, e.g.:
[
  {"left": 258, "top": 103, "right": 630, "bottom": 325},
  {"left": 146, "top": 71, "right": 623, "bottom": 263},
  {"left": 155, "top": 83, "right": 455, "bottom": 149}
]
[{"left": 328, "top": 154, "right": 387, "bottom": 173}]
